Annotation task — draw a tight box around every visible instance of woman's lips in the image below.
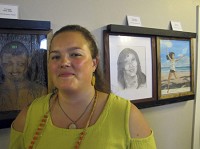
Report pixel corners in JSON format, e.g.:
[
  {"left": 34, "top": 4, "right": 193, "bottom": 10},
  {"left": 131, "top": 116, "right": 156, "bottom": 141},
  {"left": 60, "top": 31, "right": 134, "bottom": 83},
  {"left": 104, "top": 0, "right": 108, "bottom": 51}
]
[
  {"left": 129, "top": 69, "right": 135, "bottom": 72},
  {"left": 58, "top": 72, "right": 74, "bottom": 77}
]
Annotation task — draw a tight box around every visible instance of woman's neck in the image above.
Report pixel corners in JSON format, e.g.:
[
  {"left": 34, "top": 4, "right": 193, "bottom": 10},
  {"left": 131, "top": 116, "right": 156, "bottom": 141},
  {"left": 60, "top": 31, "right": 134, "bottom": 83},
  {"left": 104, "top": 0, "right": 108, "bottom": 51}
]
[
  {"left": 124, "top": 74, "right": 138, "bottom": 88},
  {"left": 57, "top": 87, "right": 96, "bottom": 105}
]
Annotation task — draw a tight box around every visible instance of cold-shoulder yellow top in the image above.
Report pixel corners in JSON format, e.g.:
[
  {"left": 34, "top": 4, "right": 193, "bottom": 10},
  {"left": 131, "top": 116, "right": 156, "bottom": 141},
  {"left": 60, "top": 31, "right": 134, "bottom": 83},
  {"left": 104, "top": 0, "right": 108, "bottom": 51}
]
[{"left": 9, "top": 93, "right": 156, "bottom": 149}]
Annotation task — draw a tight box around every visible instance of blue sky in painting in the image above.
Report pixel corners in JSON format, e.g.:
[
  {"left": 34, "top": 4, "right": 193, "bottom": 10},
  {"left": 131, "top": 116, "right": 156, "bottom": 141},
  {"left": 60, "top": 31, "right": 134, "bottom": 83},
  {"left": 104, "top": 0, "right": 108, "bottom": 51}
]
[{"left": 160, "top": 39, "right": 190, "bottom": 67}]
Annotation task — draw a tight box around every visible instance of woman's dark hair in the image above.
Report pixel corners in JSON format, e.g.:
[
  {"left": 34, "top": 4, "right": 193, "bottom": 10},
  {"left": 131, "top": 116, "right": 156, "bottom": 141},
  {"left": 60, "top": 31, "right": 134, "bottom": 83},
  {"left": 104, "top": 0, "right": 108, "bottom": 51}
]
[
  {"left": 117, "top": 48, "right": 146, "bottom": 89},
  {"left": 50, "top": 25, "right": 109, "bottom": 93},
  {"left": 166, "top": 52, "right": 175, "bottom": 60},
  {"left": 169, "top": 52, "right": 175, "bottom": 59}
]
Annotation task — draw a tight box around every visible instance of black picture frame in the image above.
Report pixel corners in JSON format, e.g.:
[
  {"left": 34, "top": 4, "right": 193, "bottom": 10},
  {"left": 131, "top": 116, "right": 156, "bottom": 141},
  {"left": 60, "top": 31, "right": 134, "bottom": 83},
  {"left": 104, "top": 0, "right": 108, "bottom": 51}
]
[
  {"left": 103, "top": 31, "right": 157, "bottom": 108},
  {"left": 0, "top": 18, "right": 52, "bottom": 129}
]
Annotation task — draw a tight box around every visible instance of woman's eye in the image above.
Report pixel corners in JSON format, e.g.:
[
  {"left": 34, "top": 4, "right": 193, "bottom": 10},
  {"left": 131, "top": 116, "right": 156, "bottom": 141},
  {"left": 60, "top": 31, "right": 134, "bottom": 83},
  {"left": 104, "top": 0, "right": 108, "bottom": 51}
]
[
  {"left": 131, "top": 58, "right": 136, "bottom": 62},
  {"left": 70, "top": 53, "right": 82, "bottom": 57},
  {"left": 51, "top": 55, "right": 60, "bottom": 60}
]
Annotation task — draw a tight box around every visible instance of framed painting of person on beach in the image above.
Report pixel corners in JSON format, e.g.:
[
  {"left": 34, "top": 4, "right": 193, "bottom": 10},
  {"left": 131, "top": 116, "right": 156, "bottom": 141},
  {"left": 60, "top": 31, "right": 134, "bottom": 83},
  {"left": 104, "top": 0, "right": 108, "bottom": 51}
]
[
  {"left": 157, "top": 37, "right": 194, "bottom": 100},
  {"left": 103, "top": 31, "right": 157, "bottom": 107}
]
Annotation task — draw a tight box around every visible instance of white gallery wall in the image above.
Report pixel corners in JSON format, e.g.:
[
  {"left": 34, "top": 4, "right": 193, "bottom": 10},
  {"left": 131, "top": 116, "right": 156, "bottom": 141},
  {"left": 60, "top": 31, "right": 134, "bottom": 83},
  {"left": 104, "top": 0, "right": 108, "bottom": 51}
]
[
  {"left": 193, "top": 5, "right": 200, "bottom": 149},
  {"left": 0, "top": 0, "right": 199, "bottom": 149}
]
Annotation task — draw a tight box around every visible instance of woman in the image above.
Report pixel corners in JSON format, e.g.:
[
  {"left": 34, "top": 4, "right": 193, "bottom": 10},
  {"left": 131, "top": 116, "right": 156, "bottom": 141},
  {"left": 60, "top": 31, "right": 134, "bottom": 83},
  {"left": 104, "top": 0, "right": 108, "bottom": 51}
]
[
  {"left": 117, "top": 48, "right": 146, "bottom": 89},
  {"left": 166, "top": 51, "right": 184, "bottom": 93},
  {"left": 9, "top": 25, "right": 156, "bottom": 149}
]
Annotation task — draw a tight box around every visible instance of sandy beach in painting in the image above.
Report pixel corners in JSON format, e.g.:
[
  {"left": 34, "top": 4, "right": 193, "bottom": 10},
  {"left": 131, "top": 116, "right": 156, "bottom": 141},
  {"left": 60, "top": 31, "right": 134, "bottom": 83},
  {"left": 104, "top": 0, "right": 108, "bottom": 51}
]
[{"left": 161, "top": 71, "right": 191, "bottom": 95}]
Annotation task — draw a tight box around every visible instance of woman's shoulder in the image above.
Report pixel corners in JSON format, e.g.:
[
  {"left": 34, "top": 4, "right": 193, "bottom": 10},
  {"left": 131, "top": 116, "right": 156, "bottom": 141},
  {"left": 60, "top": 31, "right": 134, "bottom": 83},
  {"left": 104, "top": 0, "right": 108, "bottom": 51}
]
[
  {"left": 12, "top": 93, "right": 52, "bottom": 132},
  {"left": 30, "top": 93, "right": 52, "bottom": 106},
  {"left": 109, "top": 93, "right": 130, "bottom": 103},
  {"left": 96, "top": 91, "right": 129, "bottom": 115},
  {"left": 107, "top": 92, "right": 151, "bottom": 138},
  {"left": 106, "top": 93, "right": 130, "bottom": 113},
  {"left": 12, "top": 106, "right": 29, "bottom": 132},
  {"left": 129, "top": 103, "right": 151, "bottom": 138}
]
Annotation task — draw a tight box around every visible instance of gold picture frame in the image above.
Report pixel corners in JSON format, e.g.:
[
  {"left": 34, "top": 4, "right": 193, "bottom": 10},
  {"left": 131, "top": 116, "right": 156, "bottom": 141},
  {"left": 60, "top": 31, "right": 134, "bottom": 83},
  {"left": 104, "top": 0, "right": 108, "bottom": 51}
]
[{"left": 157, "top": 37, "right": 194, "bottom": 100}]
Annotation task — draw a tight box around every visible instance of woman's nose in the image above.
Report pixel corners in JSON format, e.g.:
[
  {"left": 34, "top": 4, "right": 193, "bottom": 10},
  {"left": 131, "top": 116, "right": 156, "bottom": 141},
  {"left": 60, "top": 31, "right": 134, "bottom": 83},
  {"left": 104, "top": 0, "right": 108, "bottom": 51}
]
[
  {"left": 61, "top": 56, "right": 71, "bottom": 68},
  {"left": 127, "top": 62, "right": 135, "bottom": 68}
]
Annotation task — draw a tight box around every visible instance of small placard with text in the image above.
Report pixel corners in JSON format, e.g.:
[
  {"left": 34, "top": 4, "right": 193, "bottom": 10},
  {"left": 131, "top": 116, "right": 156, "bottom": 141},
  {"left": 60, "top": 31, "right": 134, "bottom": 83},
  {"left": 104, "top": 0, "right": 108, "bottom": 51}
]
[
  {"left": 0, "top": 4, "right": 18, "bottom": 19},
  {"left": 127, "top": 16, "right": 142, "bottom": 27}
]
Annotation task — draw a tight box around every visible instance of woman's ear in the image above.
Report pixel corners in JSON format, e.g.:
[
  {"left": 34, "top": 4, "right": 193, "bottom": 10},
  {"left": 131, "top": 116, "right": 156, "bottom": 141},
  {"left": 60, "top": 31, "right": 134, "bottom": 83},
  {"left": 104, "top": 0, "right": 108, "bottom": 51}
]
[{"left": 92, "top": 56, "right": 99, "bottom": 71}]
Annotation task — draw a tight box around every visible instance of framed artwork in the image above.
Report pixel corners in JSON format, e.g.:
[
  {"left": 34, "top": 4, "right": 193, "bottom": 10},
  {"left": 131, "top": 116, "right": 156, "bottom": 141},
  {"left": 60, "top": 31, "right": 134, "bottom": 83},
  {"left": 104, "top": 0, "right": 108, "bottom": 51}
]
[
  {"left": 157, "top": 37, "right": 194, "bottom": 100},
  {"left": 105, "top": 24, "right": 196, "bottom": 107},
  {"left": 0, "top": 19, "right": 52, "bottom": 128},
  {"left": 104, "top": 31, "right": 157, "bottom": 107}
]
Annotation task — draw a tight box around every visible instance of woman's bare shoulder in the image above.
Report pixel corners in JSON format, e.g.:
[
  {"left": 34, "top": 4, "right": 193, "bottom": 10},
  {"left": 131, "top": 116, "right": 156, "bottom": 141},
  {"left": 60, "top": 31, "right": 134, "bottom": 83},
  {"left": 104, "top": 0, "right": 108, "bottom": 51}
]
[
  {"left": 129, "top": 103, "right": 151, "bottom": 138},
  {"left": 12, "top": 106, "right": 29, "bottom": 132}
]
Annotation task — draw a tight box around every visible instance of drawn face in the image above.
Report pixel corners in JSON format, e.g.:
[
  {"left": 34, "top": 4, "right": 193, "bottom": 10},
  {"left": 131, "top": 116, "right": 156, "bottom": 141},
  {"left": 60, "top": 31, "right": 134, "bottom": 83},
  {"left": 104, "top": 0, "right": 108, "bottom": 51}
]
[
  {"left": 124, "top": 53, "right": 137, "bottom": 77},
  {"left": 48, "top": 31, "right": 97, "bottom": 91},
  {"left": 1, "top": 53, "right": 28, "bottom": 81}
]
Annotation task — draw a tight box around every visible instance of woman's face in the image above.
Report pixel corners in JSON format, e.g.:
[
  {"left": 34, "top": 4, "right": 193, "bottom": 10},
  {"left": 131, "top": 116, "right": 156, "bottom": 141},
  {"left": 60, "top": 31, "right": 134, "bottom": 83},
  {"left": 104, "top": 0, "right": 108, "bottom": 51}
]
[
  {"left": 1, "top": 53, "right": 28, "bottom": 81},
  {"left": 123, "top": 53, "right": 137, "bottom": 77},
  {"left": 172, "top": 54, "right": 175, "bottom": 59},
  {"left": 48, "top": 31, "right": 97, "bottom": 91}
]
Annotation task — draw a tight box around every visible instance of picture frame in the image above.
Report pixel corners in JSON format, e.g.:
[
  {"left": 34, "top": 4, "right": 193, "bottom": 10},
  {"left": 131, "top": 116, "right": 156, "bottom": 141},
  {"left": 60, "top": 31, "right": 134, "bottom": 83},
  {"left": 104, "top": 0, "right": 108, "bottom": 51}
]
[
  {"left": 103, "top": 31, "right": 157, "bottom": 108},
  {"left": 105, "top": 24, "right": 196, "bottom": 107},
  {"left": 0, "top": 18, "right": 52, "bottom": 129},
  {"left": 157, "top": 37, "right": 194, "bottom": 100}
]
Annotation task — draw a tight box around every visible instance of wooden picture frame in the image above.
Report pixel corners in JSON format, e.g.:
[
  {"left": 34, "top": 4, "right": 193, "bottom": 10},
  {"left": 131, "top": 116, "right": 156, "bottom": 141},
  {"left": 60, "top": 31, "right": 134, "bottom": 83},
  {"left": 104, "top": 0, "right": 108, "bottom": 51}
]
[
  {"left": 0, "top": 18, "right": 52, "bottom": 129},
  {"left": 104, "top": 31, "right": 157, "bottom": 108},
  {"left": 105, "top": 24, "right": 196, "bottom": 108},
  {"left": 157, "top": 37, "right": 194, "bottom": 100}
]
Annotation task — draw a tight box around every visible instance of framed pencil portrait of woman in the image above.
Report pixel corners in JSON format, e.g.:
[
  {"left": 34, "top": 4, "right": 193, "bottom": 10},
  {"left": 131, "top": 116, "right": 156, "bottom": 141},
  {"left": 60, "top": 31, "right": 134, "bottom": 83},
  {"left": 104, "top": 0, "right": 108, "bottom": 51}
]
[
  {"left": 157, "top": 37, "right": 195, "bottom": 100},
  {"left": 103, "top": 31, "right": 157, "bottom": 107},
  {"left": 0, "top": 18, "right": 52, "bottom": 128}
]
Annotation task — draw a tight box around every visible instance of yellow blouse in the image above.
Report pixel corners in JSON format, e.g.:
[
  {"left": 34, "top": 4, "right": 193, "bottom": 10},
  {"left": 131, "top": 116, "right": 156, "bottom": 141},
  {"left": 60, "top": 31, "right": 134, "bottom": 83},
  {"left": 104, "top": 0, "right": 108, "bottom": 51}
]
[{"left": 9, "top": 93, "right": 156, "bottom": 149}]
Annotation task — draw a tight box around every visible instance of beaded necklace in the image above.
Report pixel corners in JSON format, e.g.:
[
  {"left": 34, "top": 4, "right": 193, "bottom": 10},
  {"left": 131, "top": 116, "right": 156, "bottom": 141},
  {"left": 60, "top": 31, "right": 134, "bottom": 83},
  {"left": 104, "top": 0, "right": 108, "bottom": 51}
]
[{"left": 28, "top": 90, "right": 98, "bottom": 149}]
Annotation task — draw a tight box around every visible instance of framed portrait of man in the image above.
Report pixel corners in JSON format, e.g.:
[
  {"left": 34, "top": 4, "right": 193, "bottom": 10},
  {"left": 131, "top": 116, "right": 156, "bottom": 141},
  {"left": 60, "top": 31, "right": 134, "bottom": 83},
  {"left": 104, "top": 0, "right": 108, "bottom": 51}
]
[{"left": 0, "top": 18, "right": 52, "bottom": 128}]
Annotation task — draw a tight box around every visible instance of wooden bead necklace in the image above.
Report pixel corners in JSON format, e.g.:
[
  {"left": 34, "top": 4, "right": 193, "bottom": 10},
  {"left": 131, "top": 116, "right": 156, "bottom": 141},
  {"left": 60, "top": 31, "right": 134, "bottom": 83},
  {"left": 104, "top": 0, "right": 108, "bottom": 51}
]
[
  {"left": 28, "top": 90, "right": 98, "bottom": 149},
  {"left": 28, "top": 96, "right": 54, "bottom": 149}
]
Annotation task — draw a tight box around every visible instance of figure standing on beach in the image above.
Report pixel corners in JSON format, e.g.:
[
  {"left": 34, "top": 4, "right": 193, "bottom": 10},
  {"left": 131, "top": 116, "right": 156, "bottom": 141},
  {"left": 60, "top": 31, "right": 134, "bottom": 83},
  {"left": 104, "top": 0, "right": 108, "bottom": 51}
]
[
  {"left": 0, "top": 41, "right": 47, "bottom": 111},
  {"left": 117, "top": 48, "right": 146, "bottom": 89},
  {"left": 166, "top": 49, "right": 184, "bottom": 93}
]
